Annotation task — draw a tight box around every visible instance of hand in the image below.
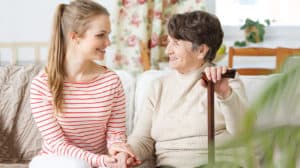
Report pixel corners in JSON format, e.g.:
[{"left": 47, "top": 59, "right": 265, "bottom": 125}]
[
  {"left": 109, "top": 143, "right": 141, "bottom": 167},
  {"left": 200, "top": 66, "right": 232, "bottom": 99},
  {"left": 108, "top": 142, "right": 135, "bottom": 158},
  {"left": 114, "top": 152, "right": 142, "bottom": 168},
  {"left": 102, "top": 155, "right": 118, "bottom": 168}
]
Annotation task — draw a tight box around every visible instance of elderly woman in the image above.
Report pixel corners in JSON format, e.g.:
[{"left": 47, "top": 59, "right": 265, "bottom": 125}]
[{"left": 127, "top": 10, "right": 248, "bottom": 168}]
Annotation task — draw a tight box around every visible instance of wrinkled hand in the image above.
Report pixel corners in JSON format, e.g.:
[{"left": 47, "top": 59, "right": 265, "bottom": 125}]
[
  {"left": 109, "top": 143, "right": 141, "bottom": 167},
  {"left": 114, "top": 152, "right": 141, "bottom": 168},
  {"left": 200, "top": 66, "right": 232, "bottom": 99}
]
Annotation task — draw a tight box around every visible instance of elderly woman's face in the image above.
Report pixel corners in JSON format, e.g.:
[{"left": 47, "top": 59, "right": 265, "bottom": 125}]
[{"left": 165, "top": 36, "right": 204, "bottom": 73}]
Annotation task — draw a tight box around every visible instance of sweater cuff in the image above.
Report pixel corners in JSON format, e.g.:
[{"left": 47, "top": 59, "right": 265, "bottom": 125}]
[
  {"left": 98, "top": 155, "right": 107, "bottom": 168},
  {"left": 216, "top": 89, "right": 235, "bottom": 103}
]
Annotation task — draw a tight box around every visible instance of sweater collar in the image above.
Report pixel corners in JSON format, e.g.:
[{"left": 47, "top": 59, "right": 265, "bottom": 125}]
[{"left": 174, "top": 62, "right": 211, "bottom": 80}]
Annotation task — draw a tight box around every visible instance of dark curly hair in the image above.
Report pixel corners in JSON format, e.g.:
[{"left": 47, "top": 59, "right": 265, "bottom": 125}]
[{"left": 167, "top": 10, "right": 224, "bottom": 62}]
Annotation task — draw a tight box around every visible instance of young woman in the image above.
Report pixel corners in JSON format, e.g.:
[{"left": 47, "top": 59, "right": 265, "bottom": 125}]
[{"left": 29, "top": 0, "right": 139, "bottom": 167}]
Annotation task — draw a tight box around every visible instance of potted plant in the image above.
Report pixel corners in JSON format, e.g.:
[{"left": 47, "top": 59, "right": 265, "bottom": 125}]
[{"left": 234, "top": 18, "right": 270, "bottom": 47}]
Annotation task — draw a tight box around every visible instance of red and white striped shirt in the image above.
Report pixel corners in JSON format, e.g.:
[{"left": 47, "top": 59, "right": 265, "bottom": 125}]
[{"left": 30, "top": 69, "right": 126, "bottom": 167}]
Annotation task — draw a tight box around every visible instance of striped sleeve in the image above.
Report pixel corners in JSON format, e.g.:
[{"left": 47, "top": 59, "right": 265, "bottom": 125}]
[
  {"left": 106, "top": 76, "right": 127, "bottom": 148},
  {"left": 30, "top": 76, "right": 105, "bottom": 167}
]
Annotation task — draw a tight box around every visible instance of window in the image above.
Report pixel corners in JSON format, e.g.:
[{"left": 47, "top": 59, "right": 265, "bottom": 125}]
[{"left": 213, "top": 0, "right": 300, "bottom": 26}]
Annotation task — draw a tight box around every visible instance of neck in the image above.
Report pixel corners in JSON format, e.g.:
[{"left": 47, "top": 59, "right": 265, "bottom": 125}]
[
  {"left": 177, "top": 61, "right": 206, "bottom": 74},
  {"left": 64, "top": 51, "right": 94, "bottom": 81}
]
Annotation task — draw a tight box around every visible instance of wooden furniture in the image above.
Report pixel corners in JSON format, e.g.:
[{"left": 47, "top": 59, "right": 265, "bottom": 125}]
[
  {"left": 0, "top": 42, "right": 48, "bottom": 65},
  {"left": 228, "top": 47, "right": 277, "bottom": 75},
  {"left": 140, "top": 41, "right": 151, "bottom": 71},
  {"left": 228, "top": 47, "right": 300, "bottom": 75}
]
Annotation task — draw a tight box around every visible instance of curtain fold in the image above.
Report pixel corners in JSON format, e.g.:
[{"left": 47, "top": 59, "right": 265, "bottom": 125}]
[{"left": 109, "top": 0, "right": 206, "bottom": 75}]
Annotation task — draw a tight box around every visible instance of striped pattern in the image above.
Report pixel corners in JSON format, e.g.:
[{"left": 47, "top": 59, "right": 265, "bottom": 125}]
[{"left": 30, "top": 69, "right": 126, "bottom": 167}]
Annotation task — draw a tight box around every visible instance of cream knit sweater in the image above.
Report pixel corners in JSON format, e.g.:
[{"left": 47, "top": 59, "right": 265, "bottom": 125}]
[{"left": 128, "top": 64, "right": 248, "bottom": 167}]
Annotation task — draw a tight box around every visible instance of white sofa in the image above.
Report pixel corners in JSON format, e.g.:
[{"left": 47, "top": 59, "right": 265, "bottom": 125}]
[{"left": 0, "top": 65, "right": 279, "bottom": 167}]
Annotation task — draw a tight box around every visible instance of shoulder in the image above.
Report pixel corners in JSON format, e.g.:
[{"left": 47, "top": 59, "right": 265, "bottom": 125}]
[
  {"left": 151, "top": 70, "right": 175, "bottom": 89},
  {"left": 138, "top": 70, "right": 174, "bottom": 94},
  {"left": 30, "top": 70, "right": 50, "bottom": 94},
  {"left": 31, "top": 70, "right": 48, "bottom": 87},
  {"left": 101, "top": 68, "right": 124, "bottom": 89}
]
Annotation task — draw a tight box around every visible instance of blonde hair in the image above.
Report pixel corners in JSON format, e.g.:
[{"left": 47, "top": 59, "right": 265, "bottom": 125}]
[{"left": 46, "top": 0, "right": 109, "bottom": 114}]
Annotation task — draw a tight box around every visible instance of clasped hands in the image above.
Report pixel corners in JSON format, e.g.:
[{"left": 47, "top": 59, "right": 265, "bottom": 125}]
[{"left": 103, "top": 142, "right": 141, "bottom": 168}]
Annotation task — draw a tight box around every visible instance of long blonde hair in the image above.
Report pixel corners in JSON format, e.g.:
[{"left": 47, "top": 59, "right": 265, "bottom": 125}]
[{"left": 46, "top": 0, "right": 109, "bottom": 114}]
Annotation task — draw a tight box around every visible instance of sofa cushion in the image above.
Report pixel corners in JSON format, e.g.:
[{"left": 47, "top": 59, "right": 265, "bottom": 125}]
[
  {"left": 115, "top": 70, "right": 136, "bottom": 134},
  {"left": 239, "top": 74, "right": 281, "bottom": 104},
  {"left": 0, "top": 65, "right": 43, "bottom": 163}
]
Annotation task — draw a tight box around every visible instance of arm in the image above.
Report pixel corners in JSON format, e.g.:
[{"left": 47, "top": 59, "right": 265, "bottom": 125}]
[
  {"left": 202, "top": 67, "right": 248, "bottom": 134},
  {"left": 127, "top": 83, "right": 156, "bottom": 162},
  {"left": 106, "top": 77, "right": 127, "bottom": 148},
  {"left": 30, "top": 77, "right": 109, "bottom": 167},
  {"left": 216, "top": 75, "right": 248, "bottom": 134}
]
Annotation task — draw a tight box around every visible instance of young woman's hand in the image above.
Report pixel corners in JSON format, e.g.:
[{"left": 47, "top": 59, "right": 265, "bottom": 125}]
[
  {"left": 200, "top": 66, "right": 232, "bottom": 99},
  {"left": 102, "top": 155, "right": 117, "bottom": 168},
  {"left": 108, "top": 142, "right": 135, "bottom": 157}
]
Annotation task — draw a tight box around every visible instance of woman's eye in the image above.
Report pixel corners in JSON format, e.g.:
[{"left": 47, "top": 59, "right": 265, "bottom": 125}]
[{"left": 97, "top": 34, "right": 105, "bottom": 38}]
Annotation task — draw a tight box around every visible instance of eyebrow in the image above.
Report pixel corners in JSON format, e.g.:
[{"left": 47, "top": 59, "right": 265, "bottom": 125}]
[{"left": 98, "top": 30, "right": 111, "bottom": 34}]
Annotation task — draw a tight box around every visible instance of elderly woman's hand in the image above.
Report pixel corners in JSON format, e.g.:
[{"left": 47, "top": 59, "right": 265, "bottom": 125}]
[
  {"left": 201, "top": 66, "right": 232, "bottom": 99},
  {"left": 108, "top": 142, "right": 141, "bottom": 167}
]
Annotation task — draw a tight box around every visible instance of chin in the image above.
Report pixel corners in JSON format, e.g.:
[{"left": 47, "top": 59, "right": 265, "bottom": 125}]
[
  {"left": 95, "top": 55, "right": 104, "bottom": 61},
  {"left": 168, "top": 61, "right": 177, "bottom": 69}
]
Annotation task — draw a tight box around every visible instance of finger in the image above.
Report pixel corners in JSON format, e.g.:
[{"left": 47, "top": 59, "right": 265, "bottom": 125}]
[
  {"left": 205, "top": 67, "right": 211, "bottom": 81},
  {"left": 210, "top": 67, "right": 217, "bottom": 83},
  {"left": 222, "top": 66, "right": 227, "bottom": 74},
  {"left": 132, "top": 160, "right": 142, "bottom": 166},
  {"left": 109, "top": 149, "right": 118, "bottom": 156},
  {"left": 216, "top": 67, "right": 222, "bottom": 81},
  {"left": 126, "top": 157, "right": 134, "bottom": 165},
  {"left": 104, "top": 156, "right": 117, "bottom": 163},
  {"left": 114, "top": 147, "right": 135, "bottom": 157},
  {"left": 110, "top": 144, "right": 136, "bottom": 157}
]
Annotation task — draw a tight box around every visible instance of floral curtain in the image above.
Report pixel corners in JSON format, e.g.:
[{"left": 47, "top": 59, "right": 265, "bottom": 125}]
[{"left": 109, "top": 0, "right": 206, "bottom": 75}]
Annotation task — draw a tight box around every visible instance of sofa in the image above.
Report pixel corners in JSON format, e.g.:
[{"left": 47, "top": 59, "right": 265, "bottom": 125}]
[{"left": 0, "top": 64, "right": 279, "bottom": 168}]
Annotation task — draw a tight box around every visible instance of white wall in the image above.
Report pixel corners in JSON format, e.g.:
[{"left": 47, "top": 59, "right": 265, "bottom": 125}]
[{"left": 0, "top": 0, "right": 113, "bottom": 42}]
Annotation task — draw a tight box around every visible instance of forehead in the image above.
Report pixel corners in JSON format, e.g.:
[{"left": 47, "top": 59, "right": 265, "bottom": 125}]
[
  {"left": 167, "top": 35, "right": 192, "bottom": 46},
  {"left": 86, "top": 14, "right": 111, "bottom": 33}
]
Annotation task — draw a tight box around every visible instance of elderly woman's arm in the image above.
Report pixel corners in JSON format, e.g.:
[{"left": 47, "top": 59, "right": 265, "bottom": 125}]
[
  {"left": 216, "top": 76, "right": 248, "bottom": 134},
  {"left": 127, "top": 88, "right": 156, "bottom": 162}
]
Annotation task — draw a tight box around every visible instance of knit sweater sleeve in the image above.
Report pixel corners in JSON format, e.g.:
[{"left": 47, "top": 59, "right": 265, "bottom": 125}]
[
  {"left": 216, "top": 74, "right": 248, "bottom": 134},
  {"left": 30, "top": 76, "right": 106, "bottom": 167},
  {"left": 106, "top": 76, "right": 127, "bottom": 148},
  {"left": 127, "top": 82, "right": 157, "bottom": 162}
]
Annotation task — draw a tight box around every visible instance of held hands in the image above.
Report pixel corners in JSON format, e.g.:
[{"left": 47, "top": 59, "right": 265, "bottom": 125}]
[
  {"left": 106, "top": 142, "right": 141, "bottom": 168},
  {"left": 200, "top": 66, "right": 232, "bottom": 99}
]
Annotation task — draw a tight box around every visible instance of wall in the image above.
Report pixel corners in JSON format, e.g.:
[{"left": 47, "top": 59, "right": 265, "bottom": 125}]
[{"left": 0, "top": 0, "right": 114, "bottom": 42}]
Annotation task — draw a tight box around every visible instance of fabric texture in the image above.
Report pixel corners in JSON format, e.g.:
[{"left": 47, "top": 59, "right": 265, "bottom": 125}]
[
  {"left": 29, "top": 69, "right": 126, "bottom": 167},
  {"left": 0, "top": 65, "right": 43, "bottom": 163},
  {"left": 128, "top": 63, "right": 248, "bottom": 168}
]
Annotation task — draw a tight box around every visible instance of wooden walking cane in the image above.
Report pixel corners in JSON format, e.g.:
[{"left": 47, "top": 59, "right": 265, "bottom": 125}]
[{"left": 201, "top": 69, "right": 236, "bottom": 166}]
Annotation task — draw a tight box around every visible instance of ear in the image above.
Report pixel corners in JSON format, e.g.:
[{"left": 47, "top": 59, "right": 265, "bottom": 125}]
[
  {"left": 196, "top": 44, "right": 209, "bottom": 60},
  {"left": 69, "top": 31, "right": 79, "bottom": 44}
]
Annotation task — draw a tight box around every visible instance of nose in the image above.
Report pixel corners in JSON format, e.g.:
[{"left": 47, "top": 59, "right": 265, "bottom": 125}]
[{"left": 105, "top": 37, "right": 111, "bottom": 47}]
